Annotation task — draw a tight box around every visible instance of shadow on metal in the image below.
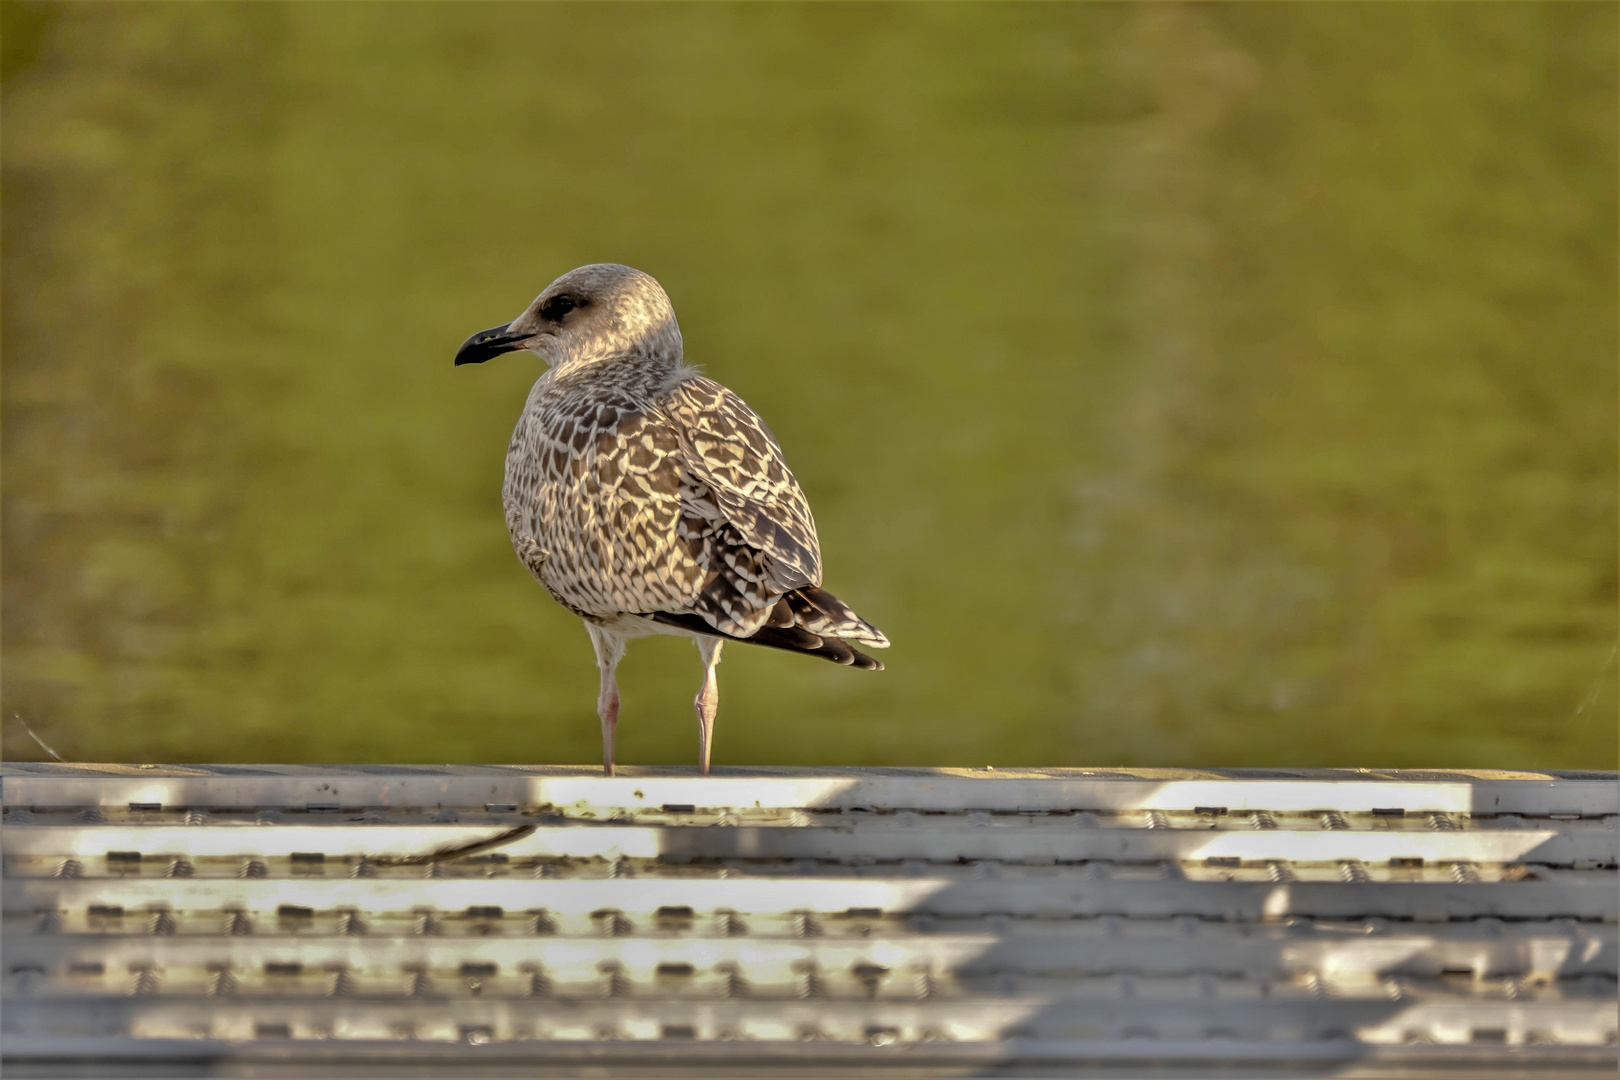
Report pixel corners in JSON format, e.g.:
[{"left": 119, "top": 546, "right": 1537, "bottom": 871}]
[{"left": 2, "top": 765, "right": 1616, "bottom": 1078}]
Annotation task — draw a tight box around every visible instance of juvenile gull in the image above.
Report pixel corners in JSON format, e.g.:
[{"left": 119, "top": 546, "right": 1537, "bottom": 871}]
[{"left": 455, "top": 264, "right": 888, "bottom": 775}]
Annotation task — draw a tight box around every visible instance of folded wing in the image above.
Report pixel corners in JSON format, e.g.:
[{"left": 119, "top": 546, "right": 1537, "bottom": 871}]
[{"left": 663, "top": 376, "right": 888, "bottom": 656}]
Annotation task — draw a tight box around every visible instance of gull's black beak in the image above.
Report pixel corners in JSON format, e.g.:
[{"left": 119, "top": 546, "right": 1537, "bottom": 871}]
[{"left": 454, "top": 324, "right": 531, "bottom": 366}]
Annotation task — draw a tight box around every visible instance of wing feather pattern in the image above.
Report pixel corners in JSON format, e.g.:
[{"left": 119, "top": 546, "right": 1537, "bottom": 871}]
[
  {"left": 667, "top": 377, "right": 821, "bottom": 590},
  {"left": 664, "top": 376, "right": 888, "bottom": 656}
]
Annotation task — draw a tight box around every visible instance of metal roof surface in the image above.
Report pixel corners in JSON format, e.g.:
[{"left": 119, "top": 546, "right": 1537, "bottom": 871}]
[{"left": 3, "top": 764, "right": 1615, "bottom": 1078}]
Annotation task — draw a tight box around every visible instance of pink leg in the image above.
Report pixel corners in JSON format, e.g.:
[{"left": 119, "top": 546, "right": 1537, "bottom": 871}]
[
  {"left": 693, "top": 638, "right": 723, "bottom": 775},
  {"left": 598, "top": 666, "right": 620, "bottom": 778},
  {"left": 586, "top": 625, "right": 626, "bottom": 778}
]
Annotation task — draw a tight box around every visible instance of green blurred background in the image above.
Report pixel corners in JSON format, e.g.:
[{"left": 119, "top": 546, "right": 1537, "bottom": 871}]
[{"left": 3, "top": 2, "right": 1615, "bottom": 769}]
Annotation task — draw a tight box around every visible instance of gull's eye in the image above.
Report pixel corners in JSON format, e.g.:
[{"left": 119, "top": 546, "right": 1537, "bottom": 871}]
[{"left": 540, "top": 294, "right": 577, "bottom": 322}]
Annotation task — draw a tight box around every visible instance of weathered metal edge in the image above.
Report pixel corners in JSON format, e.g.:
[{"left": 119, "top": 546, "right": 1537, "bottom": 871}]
[
  {"left": 5, "top": 764, "right": 1615, "bottom": 780},
  {"left": 5, "top": 1034, "right": 1616, "bottom": 1066},
  {"left": 4, "top": 766, "right": 1616, "bottom": 816}
]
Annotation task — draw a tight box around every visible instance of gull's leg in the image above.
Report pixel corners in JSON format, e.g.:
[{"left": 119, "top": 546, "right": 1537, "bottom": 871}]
[
  {"left": 586, "top": 625, "right": 627, "bottom": 777},
  {"left": 693, "top": 636, "right": 724, "bottom": 775},
  {"left": 597, "top": 666, "right": 620, "bottom": 777}
]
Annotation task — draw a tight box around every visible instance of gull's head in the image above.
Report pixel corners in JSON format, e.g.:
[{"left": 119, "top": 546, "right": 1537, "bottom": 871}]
[{"left": 454, "top": 263, "right": 682, "bottom": 371}]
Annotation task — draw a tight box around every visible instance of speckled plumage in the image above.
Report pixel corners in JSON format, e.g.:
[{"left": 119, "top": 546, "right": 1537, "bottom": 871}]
[{"left": 457, "top": 264, "right": 887, "bottom": 774}]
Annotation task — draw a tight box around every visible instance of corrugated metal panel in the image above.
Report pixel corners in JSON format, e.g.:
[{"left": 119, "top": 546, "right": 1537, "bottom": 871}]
[{"left": 4, "top": 764, "right": 1616, "bottom": 1078}]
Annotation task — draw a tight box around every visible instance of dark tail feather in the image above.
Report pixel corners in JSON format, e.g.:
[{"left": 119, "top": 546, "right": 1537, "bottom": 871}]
[
  {"left": 765, "top": 598, "right": 796, "bottom": 628},
  {"left": 648, "top": 611, "right": 884, "bottom": 670},
  {"left": 784, "top": 586, "right": 889, "bottom": 648},
  {"left": 748, "top": 625, "right": 883, "bottom": 670}
]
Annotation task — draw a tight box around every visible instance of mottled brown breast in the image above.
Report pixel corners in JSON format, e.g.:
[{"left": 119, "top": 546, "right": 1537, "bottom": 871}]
[{"left": 508, "top": 373, "right": 698, "bottom": 618}]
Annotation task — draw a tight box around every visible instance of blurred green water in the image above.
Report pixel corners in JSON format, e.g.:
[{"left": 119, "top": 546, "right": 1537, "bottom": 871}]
[{"left": 2, "top": 2, "right": 1614, "bottom": 769}]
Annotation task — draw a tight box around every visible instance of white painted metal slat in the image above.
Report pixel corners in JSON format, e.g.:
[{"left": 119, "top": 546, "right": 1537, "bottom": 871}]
[
  {"left": 8, "top": 927, "right": 1615, "bottom": 983},
  {"left": 6, "top": 995, "right": 1618, "bottom": 1049},
  {"left": 3, "top": 821, "right": 1608, "bottom": 865},
  {"left": 6, "top": 765, "right": 1615, "bottom": 814},
  {"left": 11, "top": 874, "right": 1615, "bottom": 921}
]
